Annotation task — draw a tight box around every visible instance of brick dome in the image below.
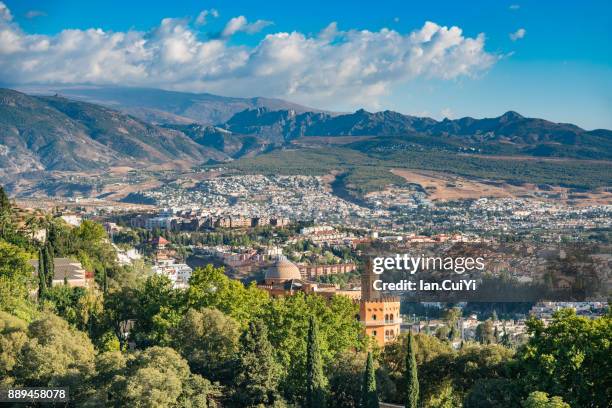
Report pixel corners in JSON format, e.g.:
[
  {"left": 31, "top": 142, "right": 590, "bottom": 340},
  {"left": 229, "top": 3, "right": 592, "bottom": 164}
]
[{"left": 265, "top": 257, "right": 302, "bottom": 283}]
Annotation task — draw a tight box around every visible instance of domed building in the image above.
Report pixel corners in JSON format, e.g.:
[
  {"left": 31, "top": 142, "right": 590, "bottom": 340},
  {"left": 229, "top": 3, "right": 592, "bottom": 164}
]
[
  {"left": 264, "top": 256, "right": 303, "bottom": 284},
  {"left": 258, "top": 256, "right": 362, "bottom": 300}
]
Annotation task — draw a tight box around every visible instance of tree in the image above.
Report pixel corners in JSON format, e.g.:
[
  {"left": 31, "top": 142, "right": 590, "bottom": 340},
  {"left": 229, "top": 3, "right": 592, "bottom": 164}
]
[
  {"left": 448, "top": 325, "right": 460, "bottom": 341},
  {"left": 463, "top": 378, "right": 520, "bottom": 408},
  {"left": 435, "top": 325, "right": 450, "bottom": 340},
  {"left": 132, "top": 275, "right": 185, "bottom": 347},
  {"left": 0, "top": 186, "right": 12, "bottom": 239},
  {"left": 260, "top": 292, "right": 364, "bottom": 402},
  {"left": 380, "top": 333, "right": 451, "bottom": 403},
  {"left": 475, "top": 320, "right": 495, "bottom": 344},
  {"left": 97, "top": 347, "right": 220, "bottom": 408},
  {"left": 405, "top": 332, "right": 419, "bottom": 408},
  {"left": 450, "top": 343, "right": 515, "bottom": 396},
  {"left": 500, "top": 325, "right": 511, "bottom": 347},
  {"left": 187, "top": 264, "right": 269, "bottom": 325},
  {"left": 522, "top": 391, "right": 570, "bottom": 408},
  {"left": 424, "top": 381, "right": 462, "bottom": 408},
  {"left": 328, "top": 351, "right": 369, "bottom": 408},
  {"left": 443, "top": 307, "right": 462, "bottom": 327},
  {"left": 306, "top": 316, "right": 327, "bottom": 408},
  {"left": 11, "top": 314, "right": 96, "bottom": 403},
  {"left": 0, "top": 240, "right": 34, "bottom": 315},
  {"left": 102, "top": 286, "right": 139, "bottom": 349},
  {"left": 0, "top": 185, "right": 10, "bottom": 213},
  {"left": 361, "top": 352, "right": 378, "bottom": 408},
  {"left": 518, "top": 309, "right": 611, "bottom": 407},
  {"left": 37, "top": 248, "right": 47, "bottom": 300},
  {"left": 0, "top": 311, "right": 28, "bottom": 387},
  {"left": 234, "top": 320, "right": 281, "bottom": 406},
  {"left": 43, "top": 243, "right": 54, "bottom": 288},
  {"left": 44, "top": 286, "right": 103, "bottom": 337},
  {"left": 173, "top": 308, "right": 240, "bottom": 383}
]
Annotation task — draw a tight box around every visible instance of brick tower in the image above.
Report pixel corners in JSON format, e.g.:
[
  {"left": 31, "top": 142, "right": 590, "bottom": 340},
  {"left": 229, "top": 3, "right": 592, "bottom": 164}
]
[{"left": 359, "top": 258, "right": 401, "bottom": 347}]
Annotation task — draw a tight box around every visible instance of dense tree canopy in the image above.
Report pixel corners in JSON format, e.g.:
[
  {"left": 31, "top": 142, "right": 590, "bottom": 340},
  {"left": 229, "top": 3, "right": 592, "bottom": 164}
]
[
  {"left": 172, "top": 307, "right": 240, "bottom": 383},
  {"left": 0, "top": 240, "right": 34, "bottom": 318},
  {"left": 518, "top": 309, "right": 611, "bottom": 407}
]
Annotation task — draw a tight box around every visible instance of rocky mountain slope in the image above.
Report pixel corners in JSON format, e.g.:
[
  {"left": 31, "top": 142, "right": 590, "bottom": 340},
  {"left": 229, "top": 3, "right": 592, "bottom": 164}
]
[{"left": 0, "top": 89, "right": 228, "bottom": 174}]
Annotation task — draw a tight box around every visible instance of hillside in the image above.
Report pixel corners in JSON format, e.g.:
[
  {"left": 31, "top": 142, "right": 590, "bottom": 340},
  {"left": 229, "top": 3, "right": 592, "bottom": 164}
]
[
  {"left": 0, "top": 89, "right": 228, "bottom": 174},
  {"left": 28, "top": 86, "right": 323, "bottom": 125},
  {"left": 161, "top": 123, "right": 272, "bottom": 158}
]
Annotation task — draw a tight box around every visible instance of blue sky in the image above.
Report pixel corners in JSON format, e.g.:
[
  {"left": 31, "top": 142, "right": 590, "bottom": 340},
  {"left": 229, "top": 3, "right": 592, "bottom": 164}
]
[{"left": 2, "top": 0, "right": 611, "bottom": 129}]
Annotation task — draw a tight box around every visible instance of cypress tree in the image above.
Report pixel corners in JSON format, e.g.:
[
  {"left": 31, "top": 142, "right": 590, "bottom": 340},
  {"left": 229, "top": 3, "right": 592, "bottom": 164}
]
[
  {"left": 405, "top": 332, "right": 419, "bottom": 408},
  {"left": 37, "top": 248, "right": 47, "bottom": 300},
  {"left": 361, "top": 351, "right": 379, "bottom": 408},
  {"left": 0, "top": 185, "right": 11, "bottom": 238},
  {"left": 306, "top": 316, "right": 327, "bottom": 408},
  {"left": 103, "top": 268, "right": 108, "bottom": 295},
  {"left": 501, "top": 326, "right": 511, "bottom": 347},
  {"left": 234, "top": 320, "right": 280, "bottom": 406},
  {"left": 0, "top": 185, "right": 10, "bottom": 213},
  {"left": 44, "top": 244, "right": 55, "bottom": 287},
  {"left": 47, "top": 222, "right": 58, "bottom": 249}
]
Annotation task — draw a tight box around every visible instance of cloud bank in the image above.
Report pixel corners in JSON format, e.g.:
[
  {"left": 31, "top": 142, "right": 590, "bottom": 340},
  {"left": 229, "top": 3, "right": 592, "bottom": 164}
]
[{"left": 0, "top": 2, "right": 497, "bottom": 107}]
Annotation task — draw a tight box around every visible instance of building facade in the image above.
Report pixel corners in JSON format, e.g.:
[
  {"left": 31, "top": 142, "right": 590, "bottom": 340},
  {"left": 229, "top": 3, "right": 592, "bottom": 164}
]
[{"left": 359, "top": 260, "right": 401, "bottom": 347}]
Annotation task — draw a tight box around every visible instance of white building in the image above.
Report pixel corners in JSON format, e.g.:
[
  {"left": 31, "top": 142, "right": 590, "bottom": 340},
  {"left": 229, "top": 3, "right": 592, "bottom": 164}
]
[
  {"left": 145, "top": 216, "right": 175, "bottom": 230},
  {"left": 113, "top": 244, "right": 142, "bottom": 266},
  {"left": 60, "top": 214, "right": 82, "bottom": 226},
  {"left": 152, "top": 259, "right": 193, "bottom": 289}
]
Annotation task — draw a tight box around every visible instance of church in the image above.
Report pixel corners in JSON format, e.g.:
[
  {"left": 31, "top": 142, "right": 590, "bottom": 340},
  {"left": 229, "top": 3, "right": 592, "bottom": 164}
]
[
  {"left": 257, "top": 256, "right": 400, "bottom": 346},
  {"left": 257, "top": 256, "right": 361, "bottom": 299}
]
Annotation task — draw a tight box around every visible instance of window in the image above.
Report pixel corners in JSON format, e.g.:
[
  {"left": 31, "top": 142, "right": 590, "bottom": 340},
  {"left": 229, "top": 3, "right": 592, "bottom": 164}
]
[
  {"left": 372, "top": 314, "right": 377, "bottom": 320},
  {"left": 372, "top": 331, "right": 377, "bottom": 336}
]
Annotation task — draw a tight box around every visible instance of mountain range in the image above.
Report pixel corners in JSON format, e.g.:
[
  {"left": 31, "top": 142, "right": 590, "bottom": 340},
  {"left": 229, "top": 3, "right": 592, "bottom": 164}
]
[
  {"left": 221, "top": 107, "right": 612, "bottom": 159},
  {"left": 17, "top": 86, "right": 322, "bottom": 125},
  {"left": 0, "top": 87, "right": 610, "bottom": 177}
]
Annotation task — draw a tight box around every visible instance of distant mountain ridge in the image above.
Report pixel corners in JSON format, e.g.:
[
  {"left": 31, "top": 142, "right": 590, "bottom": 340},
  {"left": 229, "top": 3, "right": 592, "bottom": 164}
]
[
  {"left": 221, "top": 107, "right": 612, "bottom": 159},
  {"left": 1, "top": 87, "right": 610, "bottom": 178},
  {"left": 19, "top": 86, "right": 324, "bottom": 125}
]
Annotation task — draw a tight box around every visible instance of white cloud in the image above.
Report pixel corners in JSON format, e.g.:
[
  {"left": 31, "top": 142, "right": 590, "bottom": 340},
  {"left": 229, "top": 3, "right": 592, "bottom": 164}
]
[
  {"left": 441, "top": 107, "right": 454, "bottom": 119},
  {"left": 25, "top": 10, "right": 46, "bottom": 19},
  {"left": 509, "top": 4, "right": 520, "bottom": 10},
  {"left": 195, "top": 9, "right": 218, "bottom": 26},
  {"left": 0, "top": 2, "right": 12, "bottom": 21},
  {"left": 221, "top": 15, "right": 272, "bottom": 37},
  {"left": 318, "top": 22, "right": 338, "bottom": 41},
  {"left": 509, "top": 28, "right": 526, "bottom": 41},
  {"left": 0, "top": 2, "right": 498, "bottom": 108}
]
